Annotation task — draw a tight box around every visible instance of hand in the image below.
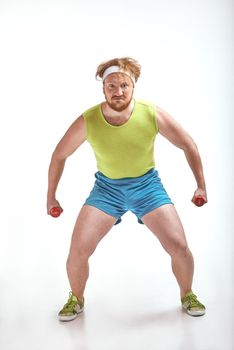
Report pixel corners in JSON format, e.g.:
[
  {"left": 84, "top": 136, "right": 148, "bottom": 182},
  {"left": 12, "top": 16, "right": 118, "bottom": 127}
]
[
  {"left": 47, "top": 199, "right": 63, "bottom": 216},
  {"left": 191, "top": 188, "right": 207, "bottom": 207}
]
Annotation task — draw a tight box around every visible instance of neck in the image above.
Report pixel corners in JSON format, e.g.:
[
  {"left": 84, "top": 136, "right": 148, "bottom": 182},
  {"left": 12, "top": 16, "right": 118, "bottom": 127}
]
[{"left": 101, "top": 99, "right": 135, "bottom": 126}]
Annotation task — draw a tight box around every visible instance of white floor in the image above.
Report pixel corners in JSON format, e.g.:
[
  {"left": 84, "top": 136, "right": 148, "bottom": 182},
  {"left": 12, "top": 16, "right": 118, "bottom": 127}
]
[{"left": 0, "top": 200, "right": 233, "bottom": 350}]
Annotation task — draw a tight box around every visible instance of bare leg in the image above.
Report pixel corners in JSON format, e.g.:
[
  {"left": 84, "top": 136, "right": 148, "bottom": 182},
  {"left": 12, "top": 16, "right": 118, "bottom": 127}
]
[
  {"left": 142, "top": 204, "right": 194, "bottom": 298},
  {"left": 66, "top": 205, "right": 116, "bottom": 299}
]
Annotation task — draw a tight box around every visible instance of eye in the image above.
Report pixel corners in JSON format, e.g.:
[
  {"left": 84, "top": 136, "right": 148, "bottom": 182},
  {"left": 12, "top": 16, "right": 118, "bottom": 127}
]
[
  {"left": 121, "top": 82, "right": 129, "bottom": 89},
  {"left": 107, "top": 83, "right": 115, "bottom": 89}
]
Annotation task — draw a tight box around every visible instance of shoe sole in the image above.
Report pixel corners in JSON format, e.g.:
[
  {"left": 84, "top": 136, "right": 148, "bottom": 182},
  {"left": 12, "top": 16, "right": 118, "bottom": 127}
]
[
  {"left": 58, "top": 308, "right": 84, "bottom": 322},
  {"left": 182, "top": 306, "right": 206, "bottom": 317}
]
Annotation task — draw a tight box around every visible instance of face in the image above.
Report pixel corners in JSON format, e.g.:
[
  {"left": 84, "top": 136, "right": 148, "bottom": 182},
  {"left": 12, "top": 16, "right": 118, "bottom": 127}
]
[{"left": 103, "top": 73, "right": 134, "bottom": 112}]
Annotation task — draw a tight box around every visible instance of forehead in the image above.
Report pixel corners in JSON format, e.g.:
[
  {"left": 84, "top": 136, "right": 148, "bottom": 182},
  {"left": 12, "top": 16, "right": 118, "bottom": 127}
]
[{"left": 104, "top": 72, "right": 132, "bottom": 84}]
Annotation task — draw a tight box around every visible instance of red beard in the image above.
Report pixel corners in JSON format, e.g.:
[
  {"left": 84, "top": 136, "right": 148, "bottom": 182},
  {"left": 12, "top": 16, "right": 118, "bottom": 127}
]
[{"left": 105, "top": 96, "right": 133, "bottom": 112}]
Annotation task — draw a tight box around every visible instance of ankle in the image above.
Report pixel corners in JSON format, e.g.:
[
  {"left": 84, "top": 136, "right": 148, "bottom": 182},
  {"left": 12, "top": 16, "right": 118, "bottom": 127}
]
[
  {"left": 180, "top": 289, "right": 192, "bottom": 299},
  {"left": 72, "top": 292, "right": 84, "bottom": 302}
]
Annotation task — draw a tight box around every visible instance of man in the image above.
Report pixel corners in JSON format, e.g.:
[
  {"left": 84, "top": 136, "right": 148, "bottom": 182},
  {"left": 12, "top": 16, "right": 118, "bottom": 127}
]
[{"left": 47, "top": 57, "right": 207, "bottom": 322}]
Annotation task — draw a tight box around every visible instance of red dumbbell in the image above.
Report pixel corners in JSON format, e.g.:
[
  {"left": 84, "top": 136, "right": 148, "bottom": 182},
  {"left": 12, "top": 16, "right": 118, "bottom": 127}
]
[
  {"left": 49, "top": 207, "right": 63, "bottom": 218},
  {"left": 194, "top": 196, "right": 205, "bottom": 207}
]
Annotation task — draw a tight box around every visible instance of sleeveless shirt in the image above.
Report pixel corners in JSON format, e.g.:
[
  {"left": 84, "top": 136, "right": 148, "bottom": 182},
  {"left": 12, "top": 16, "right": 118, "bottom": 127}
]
[{"left": 83, "top": 99, "right": 158, "bottom": 179}]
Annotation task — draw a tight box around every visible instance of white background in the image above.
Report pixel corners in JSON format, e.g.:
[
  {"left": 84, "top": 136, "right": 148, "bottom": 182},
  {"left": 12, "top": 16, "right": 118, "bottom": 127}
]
[{"left": 0, "top": 0, "right": 233, "bottom": 349}]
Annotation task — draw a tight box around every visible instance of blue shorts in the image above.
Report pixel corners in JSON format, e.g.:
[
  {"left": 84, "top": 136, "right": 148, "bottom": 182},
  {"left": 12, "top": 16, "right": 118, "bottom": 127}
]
[{"left": 84, "top": 168, "right": 173, "bottom": 225}]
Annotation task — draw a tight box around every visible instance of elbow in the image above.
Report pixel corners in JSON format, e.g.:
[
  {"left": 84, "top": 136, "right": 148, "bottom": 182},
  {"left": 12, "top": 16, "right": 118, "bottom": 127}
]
[
  {"left": 180, "top": 136, "right": 198, "bottom": 152},
  {"left": 51, "top": 147, "right": 67, "bottom": 163},
  {"left": 182, "top": 139, "right": 198, "bottom": 154}
]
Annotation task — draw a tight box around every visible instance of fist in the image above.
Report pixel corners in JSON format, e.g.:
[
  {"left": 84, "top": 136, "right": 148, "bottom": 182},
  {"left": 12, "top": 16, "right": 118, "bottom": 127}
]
[
  {"left": 194, "top": 196, "right": 205, "bottom": 207},
  {"left": 49, "top": 207, "right": 63, "bottom": 218}
]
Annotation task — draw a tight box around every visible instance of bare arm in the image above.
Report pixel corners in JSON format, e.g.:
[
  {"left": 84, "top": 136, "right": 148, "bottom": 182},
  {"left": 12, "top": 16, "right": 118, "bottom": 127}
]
[
  {"left": 156, "top": 106, "right": 207, "bottom": 204},
  {"left": 47, "top": 115, "right": 86, "bottom": 213}
]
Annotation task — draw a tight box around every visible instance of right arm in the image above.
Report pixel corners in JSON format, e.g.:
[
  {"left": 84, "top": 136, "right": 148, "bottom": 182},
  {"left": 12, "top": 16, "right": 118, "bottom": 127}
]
[{"left": 47, "top": 115, "right": 86, "bottom": 213}]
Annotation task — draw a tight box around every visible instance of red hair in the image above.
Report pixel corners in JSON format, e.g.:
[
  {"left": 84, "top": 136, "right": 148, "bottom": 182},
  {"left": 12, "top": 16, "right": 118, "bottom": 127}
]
[{"left": 96, "top": 57, "right": 141, "bottom": 82}]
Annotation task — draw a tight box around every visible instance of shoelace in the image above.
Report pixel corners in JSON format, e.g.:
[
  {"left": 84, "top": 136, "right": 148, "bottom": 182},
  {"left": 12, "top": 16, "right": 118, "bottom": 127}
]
[
  {"left": 184, "top": 294, "right": 202, "bottom": 308},
  {"left": 63, "top": 292, "right": 79, "bottom": 311}
]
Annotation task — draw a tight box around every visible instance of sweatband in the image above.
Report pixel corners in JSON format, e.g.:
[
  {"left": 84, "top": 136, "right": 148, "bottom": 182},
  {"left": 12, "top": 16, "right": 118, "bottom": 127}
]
[{"left": 102, "top": 65, "right": 135, "bottom": 84}]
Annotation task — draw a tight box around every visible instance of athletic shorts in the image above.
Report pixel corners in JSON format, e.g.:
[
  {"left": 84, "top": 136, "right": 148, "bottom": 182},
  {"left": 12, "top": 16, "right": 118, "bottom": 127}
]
[{"left": 84, "top": 168, "right": 173, "bottom": 225}]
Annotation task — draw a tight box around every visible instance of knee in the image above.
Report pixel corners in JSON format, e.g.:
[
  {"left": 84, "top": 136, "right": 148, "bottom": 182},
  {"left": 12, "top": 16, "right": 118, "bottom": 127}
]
[
  {"left": 165, "top": 240, "right": 191, "bottom": 257},
  {"left": 67, "top": 243, "right": 94, "bottom": 266},
  {"left": 66, "top": 250, "right": 87, "bottom": 272}
]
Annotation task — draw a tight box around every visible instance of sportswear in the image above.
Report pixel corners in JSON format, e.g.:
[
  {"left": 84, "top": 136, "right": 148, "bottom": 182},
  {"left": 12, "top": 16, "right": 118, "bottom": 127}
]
[
  {"left": 83, "top": 100, "right": 158, "bottom": 179},
  {"left": 181, "top": 292, "right": 206, "bottom": 316},
  {"left": 58, "top": 292, "right": 84, "bottom": 322},
  {"left": 84, "top": 168, "right": 172, "bottom": 224}
]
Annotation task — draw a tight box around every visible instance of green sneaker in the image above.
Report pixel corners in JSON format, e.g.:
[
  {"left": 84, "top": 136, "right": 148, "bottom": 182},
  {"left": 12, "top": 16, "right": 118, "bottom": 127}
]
[
  {"left": 58, "top": 292, "right": 84, "bottom": 321},
  {"left": 181, "top": 292, "right": 206, "bottom": 316}
]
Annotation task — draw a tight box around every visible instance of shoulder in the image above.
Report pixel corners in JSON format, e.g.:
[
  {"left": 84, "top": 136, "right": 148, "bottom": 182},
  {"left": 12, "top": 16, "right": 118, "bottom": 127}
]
[
  {"left": 135, "top": 99, "right": 156, "bottom": 110},
  {"left": 134, "top": 99, "right": 156, "bottom": 118},
  {"left": 83, "top": 103, "right": 101, "bottom": 119},
  {"left": 155, "top": 105, "right": 178, "bottom": 129}
]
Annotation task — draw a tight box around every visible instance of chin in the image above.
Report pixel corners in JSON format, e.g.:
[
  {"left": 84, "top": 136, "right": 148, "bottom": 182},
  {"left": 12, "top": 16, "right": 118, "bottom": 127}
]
[
  {"left": 112, "top": 105, "right": 128, "bottom": 112},
  {"left": 109, "top": 100, "right": 131, "bottom": 112}
]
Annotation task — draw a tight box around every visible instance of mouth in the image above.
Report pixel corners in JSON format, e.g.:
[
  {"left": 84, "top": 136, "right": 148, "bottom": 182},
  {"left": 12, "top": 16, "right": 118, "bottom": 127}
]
[{"left": 112, "top": 96, "right": 125, "bottom": 101}]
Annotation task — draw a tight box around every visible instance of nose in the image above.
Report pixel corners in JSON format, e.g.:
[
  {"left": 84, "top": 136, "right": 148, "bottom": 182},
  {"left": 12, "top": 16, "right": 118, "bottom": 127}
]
[{"left": 114, "top": 86, "right": 124, "bottom": 96}]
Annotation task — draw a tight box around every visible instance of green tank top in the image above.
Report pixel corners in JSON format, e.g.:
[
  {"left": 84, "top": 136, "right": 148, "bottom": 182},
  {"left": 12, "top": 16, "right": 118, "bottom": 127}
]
[{"left": 83, "top": 99, "right": 158, "bottom": 179}]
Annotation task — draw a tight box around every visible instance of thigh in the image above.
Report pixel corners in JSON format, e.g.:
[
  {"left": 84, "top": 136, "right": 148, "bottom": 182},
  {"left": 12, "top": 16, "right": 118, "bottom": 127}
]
[
  {"left": 69, "top": 205, "right": 117, "bottom": 257},
  {"left": 141, "top": 204, "right": 188, "bottom": 254}
]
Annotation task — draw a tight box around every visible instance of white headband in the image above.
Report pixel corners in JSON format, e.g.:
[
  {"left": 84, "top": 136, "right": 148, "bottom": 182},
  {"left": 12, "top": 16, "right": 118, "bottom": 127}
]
[{"left": 102, "top": 65, "right": 135, "bottom": 84}]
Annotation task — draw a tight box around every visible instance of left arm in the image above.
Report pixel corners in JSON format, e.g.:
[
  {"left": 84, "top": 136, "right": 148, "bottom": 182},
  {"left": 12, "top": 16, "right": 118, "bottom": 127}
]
[{"left": 156, "top": 106, "right": 207, "bottom": 205}]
